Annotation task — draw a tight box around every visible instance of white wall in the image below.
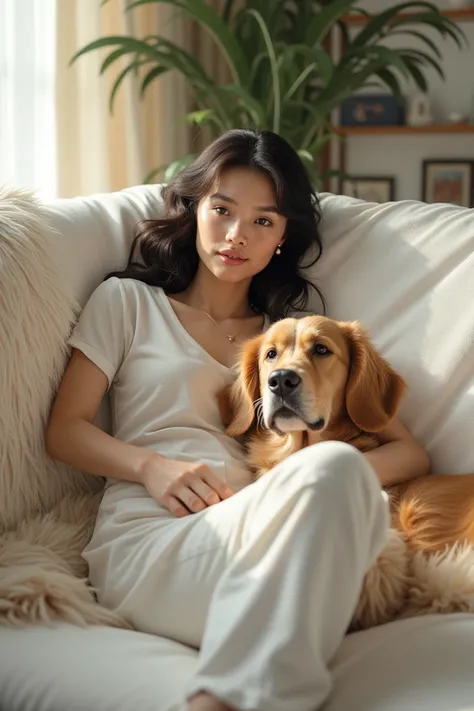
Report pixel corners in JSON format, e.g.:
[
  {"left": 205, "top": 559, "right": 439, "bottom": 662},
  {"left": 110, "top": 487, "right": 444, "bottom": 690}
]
[{"left": 338, "top": 0, "right": 474, "bottom": 201}]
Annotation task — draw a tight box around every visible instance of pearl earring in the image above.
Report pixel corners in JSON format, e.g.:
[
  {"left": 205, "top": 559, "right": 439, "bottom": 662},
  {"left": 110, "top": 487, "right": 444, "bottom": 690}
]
[{"left": 276, "top": 245, "right": 282, "bottom": 255}]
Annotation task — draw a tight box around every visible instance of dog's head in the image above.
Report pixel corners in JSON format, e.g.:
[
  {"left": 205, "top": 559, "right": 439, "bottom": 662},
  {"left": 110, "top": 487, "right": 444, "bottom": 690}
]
[{"left": 220, "top": 315, "right": 406, "bottom": 438}]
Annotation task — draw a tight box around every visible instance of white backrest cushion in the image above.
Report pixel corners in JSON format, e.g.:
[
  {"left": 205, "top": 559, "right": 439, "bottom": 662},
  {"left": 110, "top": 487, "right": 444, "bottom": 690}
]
[
  {"left": 311, "top": 195, "right": 474, "bottom": 474},
  {"left": 46, "top": 185, "right": 164, "bottom": 307},
  {"left": 45, "top": 187, "right": 474, "bottom": 474}
]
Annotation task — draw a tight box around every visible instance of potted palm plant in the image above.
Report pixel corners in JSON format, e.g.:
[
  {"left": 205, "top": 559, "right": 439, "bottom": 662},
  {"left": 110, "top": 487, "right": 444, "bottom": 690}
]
[{"left": 72, "top": 0, "right": 466, "bottom": 185}]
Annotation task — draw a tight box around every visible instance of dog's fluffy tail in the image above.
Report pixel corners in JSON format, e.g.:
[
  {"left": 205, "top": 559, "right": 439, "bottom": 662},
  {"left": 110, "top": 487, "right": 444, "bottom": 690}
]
[{"left": 396, "top": 474, "right": 474, "bottom": 554}]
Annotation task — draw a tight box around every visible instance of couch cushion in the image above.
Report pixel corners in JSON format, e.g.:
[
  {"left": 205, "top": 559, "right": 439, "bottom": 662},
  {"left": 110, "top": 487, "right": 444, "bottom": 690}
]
[
  {"left": 46, "top": 184, "right": 164, "bottom": 307},
  {"left": 326, "top": 612, "right": 474, "bottom": 711},
  {"left": 0, "top": 625, "right": 197, "bottom": 711},
  {"left": 2, "top": 615, "right": 474, "bottom": 711}
]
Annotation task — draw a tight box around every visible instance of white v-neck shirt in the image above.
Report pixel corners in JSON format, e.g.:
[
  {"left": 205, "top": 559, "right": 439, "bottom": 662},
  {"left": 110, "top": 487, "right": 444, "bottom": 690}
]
[{"left": 69, "top": 276, "right": 266, "bottom": 503}]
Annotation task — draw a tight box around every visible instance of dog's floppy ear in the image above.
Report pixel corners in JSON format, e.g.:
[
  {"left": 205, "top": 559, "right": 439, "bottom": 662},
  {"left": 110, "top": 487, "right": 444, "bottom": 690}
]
[
  {"left": 342, "top": 321, "right": 407, "bottom": 432},
  {"left": 218, "top": 334, "right": 263, "bottom": 437}
]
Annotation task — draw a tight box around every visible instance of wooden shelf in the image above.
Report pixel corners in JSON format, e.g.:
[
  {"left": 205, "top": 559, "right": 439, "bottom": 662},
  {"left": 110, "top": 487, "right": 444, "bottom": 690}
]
[
  {"left": 335, "top": 123, "right": 474, "bottom": 135},
  {"left": 341, "top": 8, "right": 474, "bottom": 23}
]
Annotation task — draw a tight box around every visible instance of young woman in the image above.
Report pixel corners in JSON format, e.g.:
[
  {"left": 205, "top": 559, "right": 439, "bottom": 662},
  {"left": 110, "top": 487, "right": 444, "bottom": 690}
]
[{"left": 46, "top": 129, "right": 430, "bottom": 711}]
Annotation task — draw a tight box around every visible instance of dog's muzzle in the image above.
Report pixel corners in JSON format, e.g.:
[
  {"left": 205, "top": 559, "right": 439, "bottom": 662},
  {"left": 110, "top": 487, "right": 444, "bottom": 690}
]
[{"left": 266, "top": 369, "right": 325, "bottom": 433}]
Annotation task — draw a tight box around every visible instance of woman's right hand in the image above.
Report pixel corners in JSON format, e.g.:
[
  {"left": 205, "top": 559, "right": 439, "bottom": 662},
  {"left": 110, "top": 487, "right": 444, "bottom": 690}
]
[{"left": 141, "top": 455, "right": 235, "bottom": 517}]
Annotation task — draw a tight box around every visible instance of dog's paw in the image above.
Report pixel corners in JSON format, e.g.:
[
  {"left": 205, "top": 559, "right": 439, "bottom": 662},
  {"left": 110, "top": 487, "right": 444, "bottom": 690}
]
[{"left": 350, "top": 528, "right": 409, "bottom": 631}]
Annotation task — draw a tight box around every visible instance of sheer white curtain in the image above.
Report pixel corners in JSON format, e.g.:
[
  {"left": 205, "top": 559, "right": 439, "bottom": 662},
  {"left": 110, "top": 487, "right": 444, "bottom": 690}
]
[
  {"left": 0, "top": 0, "right": 57, "bottom": 198},
  {"left": 0, "top": 0, "right": 218, "bottom": 199},
  {"left": 55, "top": 0, "right": 189, "bottom": 198}
]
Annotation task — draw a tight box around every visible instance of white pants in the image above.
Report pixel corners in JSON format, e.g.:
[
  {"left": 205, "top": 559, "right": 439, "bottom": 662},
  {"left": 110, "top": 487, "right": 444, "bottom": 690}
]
[{"left": 86, "top": 441, "right": 389, "bottom": 711}]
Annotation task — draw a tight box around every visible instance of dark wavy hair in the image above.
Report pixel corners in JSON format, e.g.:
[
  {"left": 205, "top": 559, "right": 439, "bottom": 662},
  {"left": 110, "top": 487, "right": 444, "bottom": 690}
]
[{"left": 108, "top": 129, "right": 325, "bottom": 321}]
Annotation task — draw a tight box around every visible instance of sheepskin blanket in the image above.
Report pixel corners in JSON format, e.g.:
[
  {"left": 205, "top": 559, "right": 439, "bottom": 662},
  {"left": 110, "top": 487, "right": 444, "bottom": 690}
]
[{"left": 0, "top": 186, "right": 127, "bottom": 628}]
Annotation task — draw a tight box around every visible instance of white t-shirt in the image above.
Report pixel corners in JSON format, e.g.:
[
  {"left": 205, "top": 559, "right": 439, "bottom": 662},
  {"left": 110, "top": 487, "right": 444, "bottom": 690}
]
[{"left": 69, "top": 276, "right": 259, "bottom": 498}]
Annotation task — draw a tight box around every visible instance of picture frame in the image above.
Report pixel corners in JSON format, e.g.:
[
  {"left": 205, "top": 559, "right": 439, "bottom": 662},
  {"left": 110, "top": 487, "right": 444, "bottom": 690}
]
[
  {"left": 422, "top": 160, "right": 474, "bottom": 208},
  {"left": 341, "top": 176, "right": 395, "bottom": 203}
]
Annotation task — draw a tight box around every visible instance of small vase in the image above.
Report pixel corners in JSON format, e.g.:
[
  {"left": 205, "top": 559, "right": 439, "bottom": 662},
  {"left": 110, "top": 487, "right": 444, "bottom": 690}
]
[{"left": 407, "top": 93, "right": 433, "bottom": 127}]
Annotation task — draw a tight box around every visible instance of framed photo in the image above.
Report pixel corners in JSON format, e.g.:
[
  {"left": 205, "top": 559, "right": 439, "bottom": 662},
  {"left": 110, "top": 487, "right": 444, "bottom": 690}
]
[
  {"left": 341, "top": 176, "right": 395, "bottom": 203},
  {"left": 422, "top": 160, "right": 474, "bottom": 207}
]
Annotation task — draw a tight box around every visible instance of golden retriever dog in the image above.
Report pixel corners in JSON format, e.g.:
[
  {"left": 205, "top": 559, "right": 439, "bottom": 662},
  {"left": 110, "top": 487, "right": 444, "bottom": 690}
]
[{"left": 219, "top": 315, "right": 474, "bottom": 630}]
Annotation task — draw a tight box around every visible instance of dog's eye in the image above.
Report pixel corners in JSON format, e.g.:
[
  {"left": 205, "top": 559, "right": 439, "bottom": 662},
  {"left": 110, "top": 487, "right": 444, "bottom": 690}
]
[
  {"left": 266, "top": 348, "right": 278, "bottom": 361},
  {"left": 313, "top": 343, "right": 331, "bottom": 357}
]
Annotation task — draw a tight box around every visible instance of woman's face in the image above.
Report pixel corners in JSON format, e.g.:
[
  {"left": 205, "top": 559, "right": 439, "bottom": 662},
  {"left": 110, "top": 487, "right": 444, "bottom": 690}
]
[{"left": 195, "top": 166, "right": 287, "bottom": 283}]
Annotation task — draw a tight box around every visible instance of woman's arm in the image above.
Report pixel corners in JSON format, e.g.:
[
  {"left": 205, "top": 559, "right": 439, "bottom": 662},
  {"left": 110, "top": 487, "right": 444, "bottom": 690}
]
[
  {"left": 364, "top": 417, "right": 431, "bottom": 487},
  {"left": 46, "top": 349, "right": 160, "bottom": 482},
  {"left": 46, "top": 349, "right": 233, "bottom": 515}
]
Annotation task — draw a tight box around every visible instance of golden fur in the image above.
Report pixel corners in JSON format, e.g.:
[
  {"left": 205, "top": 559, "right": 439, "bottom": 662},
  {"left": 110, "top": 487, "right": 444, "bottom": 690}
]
[
  {"left": 219, "top": 314, "right": 474, "bottom": 630},
  {"left": 392, "top": 473, "right": 474, "bottom": 553},
  {"left": 220, "top": 315, "right": 405, "bottom": 475}
]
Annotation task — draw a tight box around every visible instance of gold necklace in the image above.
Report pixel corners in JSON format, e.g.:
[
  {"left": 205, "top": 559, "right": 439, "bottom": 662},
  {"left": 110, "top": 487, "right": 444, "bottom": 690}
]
[{"left": 199, "top": 309, "right": 242, "bottom": 342}]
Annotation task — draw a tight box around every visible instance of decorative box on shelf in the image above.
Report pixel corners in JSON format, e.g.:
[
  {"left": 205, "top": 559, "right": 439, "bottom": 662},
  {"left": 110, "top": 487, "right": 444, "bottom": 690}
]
[{"left": 341, "top": 94, "right": 405, "bottom": 127}]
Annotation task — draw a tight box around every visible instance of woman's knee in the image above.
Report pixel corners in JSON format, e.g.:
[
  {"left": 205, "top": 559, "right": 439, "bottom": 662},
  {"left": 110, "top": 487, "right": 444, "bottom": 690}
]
[
  {"left": 250, "top": 441, "right": 389, "bottom": 548},
  {"left": 272, "top": 440, "right": 380, "bottom": 499}
]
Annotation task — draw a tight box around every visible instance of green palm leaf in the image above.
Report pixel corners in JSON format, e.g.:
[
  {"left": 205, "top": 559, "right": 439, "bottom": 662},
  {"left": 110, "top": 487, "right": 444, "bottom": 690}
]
[
  {"left": 391, "top": 12, "right": 466, "bottom": 49},
  {"left": 70, "top": 35, "right": 161, "bottom": 65},
  {"left": 305, "top": 0, "right": 355, "bottom": 46},
  {"left": 222, "top": 0, "right": 237, "bottom": 24},
  {"left": 185, "top": 109, "right": 227, "bottom": 133},
  {"left": 246, "top": 9, "right": 280, "bottom": 133},
  {"left": 400, "top": 48, "right": 445, "bottom": 80},
  {"left": 401, "top": 59, "right": 428, "bottom": 91},
  {"left": 283, "top": 44, "right": 335, "bottom": 88},
  {"left": 284, "top": 64, "right": 319, "bottom": 102},
  {"left": 218, "top": 84, "right": 266, "bottom": 127},
  {"left": 365, "top": 46, "right": 413, "bottom": 80},
  {"left": 144, "top": 154, "right": 195, "bottom": 184},
  {"left": 374, "top": 67, "right": 404, "bottom": 99},
  {"left": 109, "top": 59, "right": 146, "bottom": 114},
  {"left": 100, "top": 47, "right": 131, "bottom": 74},
  {"left": 389, "top": 29, "right": 442, "bottom": 59},
  {"left": 126, "top": 0, "right": 250, "bottom": 85},
  {"left": 351, "top": 2, "right": 439, "bottom": 47},
  {"left": 140, "top": 65, "right": 169, "bottom": 96},
  {"left": 152, "top": 37, "right": 214, "bottom": 85}
]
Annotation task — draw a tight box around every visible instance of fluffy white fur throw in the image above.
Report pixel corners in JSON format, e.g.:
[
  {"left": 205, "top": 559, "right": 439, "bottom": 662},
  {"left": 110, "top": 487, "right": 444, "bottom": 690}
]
[{"left": 0, "top": 186, "right": 127, "bottom": 628}]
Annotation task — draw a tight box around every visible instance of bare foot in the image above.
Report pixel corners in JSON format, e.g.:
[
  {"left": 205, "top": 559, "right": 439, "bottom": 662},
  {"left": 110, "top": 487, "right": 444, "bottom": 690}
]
[{"left": 187, "top": 690, "right": 236, "bottom": 711}]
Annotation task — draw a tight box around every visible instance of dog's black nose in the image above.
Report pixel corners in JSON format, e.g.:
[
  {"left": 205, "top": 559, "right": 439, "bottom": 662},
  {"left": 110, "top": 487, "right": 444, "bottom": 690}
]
[{"left": 268, "top": 369, "right": 301, "bottom": 397}]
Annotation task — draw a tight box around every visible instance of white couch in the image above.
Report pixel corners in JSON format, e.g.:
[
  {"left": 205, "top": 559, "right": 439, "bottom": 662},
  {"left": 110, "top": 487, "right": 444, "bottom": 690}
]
[{"left": 1, "top": 185, "right": 474, "bottom": 711}]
